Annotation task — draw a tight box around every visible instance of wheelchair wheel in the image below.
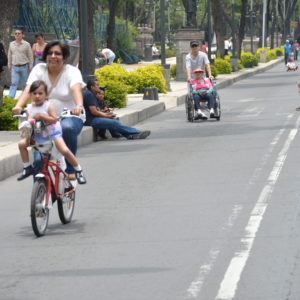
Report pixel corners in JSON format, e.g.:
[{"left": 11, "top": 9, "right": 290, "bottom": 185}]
[
  {"left": 215, "top": 94, "right": 221, "bottom": 121},
  {"left": 185, "top": 94, "right": 195, "bottom": 122}
]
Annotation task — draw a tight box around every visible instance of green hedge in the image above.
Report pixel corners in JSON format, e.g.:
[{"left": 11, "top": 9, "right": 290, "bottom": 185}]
[
  {"left": 95, "top": 63, "right": 167, "bottom": 107},
  {"left": 214, "top": 58, "right": 232, "bottom": 74},
  {"left": 170, "top": 64, "right": 176, "bottom": 79},
  {"left": 240, "top": 51, "right": 258, "bottom": 68},
  {"left": 0, "top": 97, "right": 18, "bottom": 130}
]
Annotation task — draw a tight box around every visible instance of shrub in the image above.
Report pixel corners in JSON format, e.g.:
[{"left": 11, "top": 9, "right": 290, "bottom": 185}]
[
  {"left": 100, "top": 80, "right": 128, "bottom": 108},
  {"left": 0, "top": 97, "right": 18, "bottom": 130},
  {"left": 166, "top": 48, "right": 176, "bottom": 58},
  {"left": 95, "top": 63, "right": 167, "bottom": 103},
  {"left": 275, "top": 48, "right": 283, "bottom": 56},
  {"left": 128, "top": 64, "right": 167, "bottom": 93},
  {"left": 240, "top": 51, "right": 258, "bottom": 68},
  {"left": 210, "top": 64, "right": 218, "bottom": 79},
  {"left": 95, "top": 64, "right": 129, "bottom": 107},
  {"left": 170, "top": 64, "right": 176, "bottom": 78},
  {"left": 214, "top": 58, "right": 232, "bottom": 74}
]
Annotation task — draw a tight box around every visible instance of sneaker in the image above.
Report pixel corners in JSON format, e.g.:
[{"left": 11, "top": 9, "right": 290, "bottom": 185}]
[
  {"left": 75, "top": 170, "right": 87, "bottom": 184},
  {"left": 195, "top": 112, "right": 207, "bottom": 120},
  {"left": 210, "top": 108, "right": 215, "bottom": 118},
  {"left": 131, "top": 130, "right": 151, "bottom": 140},
  {"left": 17, "top": 165, "right": 34, "bottom": 181}
]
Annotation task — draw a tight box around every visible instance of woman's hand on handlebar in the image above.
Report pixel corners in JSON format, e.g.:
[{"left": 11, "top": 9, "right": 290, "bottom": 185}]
[
  {"left": 71, "top": 107, "right": 83, "bottom": 116},
  {"left": 12, "top": 106, "right": 23, "bottom": 115}
]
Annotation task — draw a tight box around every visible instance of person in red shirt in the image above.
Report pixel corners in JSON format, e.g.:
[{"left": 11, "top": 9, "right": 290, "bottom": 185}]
[
  {"left": 189, "top": 68, "right": 216, "bottom": 120},
  {"left": 201, "top": 40, "right": 207, "bottom": 55}
]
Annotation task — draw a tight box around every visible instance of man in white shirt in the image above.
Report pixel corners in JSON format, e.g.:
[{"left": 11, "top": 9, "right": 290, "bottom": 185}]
[
  {"left": 99, "top": 48, "right": 116, "bottom": 65},
  {"left": 8, "top": 29, "right": 33, "bottom": 98},
  {"left": 186, "top": 40, "right": 212, "bottom": 81}
]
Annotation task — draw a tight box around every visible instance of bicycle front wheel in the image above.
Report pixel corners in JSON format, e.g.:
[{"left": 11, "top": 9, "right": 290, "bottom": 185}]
[
  {"left": 57, "top": 185, "right": 75, "bottom": 224},
  {"left": 30, "top": 180, "right": 49, "bottom": 237}
]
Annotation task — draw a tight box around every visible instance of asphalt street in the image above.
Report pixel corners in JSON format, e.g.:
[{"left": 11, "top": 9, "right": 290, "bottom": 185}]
[{"left": 1, "top": 63, "right": 300, "bottom": 300}]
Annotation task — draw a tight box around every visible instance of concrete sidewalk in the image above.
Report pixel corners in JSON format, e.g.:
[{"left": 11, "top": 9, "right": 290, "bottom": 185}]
[{"left": 0, "top": 57, "right": 283, "bottom": 181}]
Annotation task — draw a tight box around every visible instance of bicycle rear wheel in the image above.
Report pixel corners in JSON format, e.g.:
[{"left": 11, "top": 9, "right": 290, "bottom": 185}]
[
  {"left": 57, "top": 181, "right": 76, "bottom": 224},
  {"left": 31, "top": 180, "right": 49, "bottom": 237}
]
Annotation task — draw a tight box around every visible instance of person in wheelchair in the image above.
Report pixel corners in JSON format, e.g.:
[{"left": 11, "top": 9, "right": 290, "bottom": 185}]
[{"left": 189, "top": 68, "right": 216, "bottom": 120}]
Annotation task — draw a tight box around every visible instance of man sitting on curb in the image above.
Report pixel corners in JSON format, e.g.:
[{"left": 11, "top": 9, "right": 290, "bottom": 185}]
[{"left": 83, "top": 80, "right": 151, "bottom": 140}]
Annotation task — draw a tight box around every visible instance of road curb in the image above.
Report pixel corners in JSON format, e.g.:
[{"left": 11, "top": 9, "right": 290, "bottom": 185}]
[{"left": 0, "top": 57, "right": 283, "bottom": 181}]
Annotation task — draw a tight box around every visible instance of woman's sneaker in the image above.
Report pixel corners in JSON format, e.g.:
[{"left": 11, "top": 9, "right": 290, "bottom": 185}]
[
  {"left": 75, "top": 170, "right": 87, "bottom": 184},
  {"left": 17, "top": 165, "right": 34, "bottom": 181}
]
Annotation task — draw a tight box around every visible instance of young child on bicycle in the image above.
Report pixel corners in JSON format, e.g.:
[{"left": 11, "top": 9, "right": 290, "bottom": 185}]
[{"left": 17, "top": 80, "right": 87, "bottom": 184}]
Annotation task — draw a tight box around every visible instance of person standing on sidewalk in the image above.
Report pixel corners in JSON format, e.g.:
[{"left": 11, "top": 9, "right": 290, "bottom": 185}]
[
  {"left": 8, "top": 29, "right": 33, "bottom": 99},
  {"left": 186, "top": 40, "right": 212, "bottom": 82},
  {"left": 84, "top": 80, "right": 151, "bottom": 140}
]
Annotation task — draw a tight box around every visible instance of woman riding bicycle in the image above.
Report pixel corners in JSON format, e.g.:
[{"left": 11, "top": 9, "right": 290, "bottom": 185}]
[{"left": 12, "top": 41, "right": 85, "bottom": 180}]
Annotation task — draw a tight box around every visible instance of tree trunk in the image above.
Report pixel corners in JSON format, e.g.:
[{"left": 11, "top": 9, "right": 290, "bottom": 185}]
[
  {"left": 77, "top": 0, "right": 96, "bottom": 75},
  {"left": 237, "top": 0, "right": 248, "bottom": 57},
  {"left": 211, "top": 0, "right": 226, "bottom": 58},
  {"left": 107, "top": 0, "right": 119, "bottom": 50},
  {"left": 0, "top": 1, "right": 20, "bottom": 108}
]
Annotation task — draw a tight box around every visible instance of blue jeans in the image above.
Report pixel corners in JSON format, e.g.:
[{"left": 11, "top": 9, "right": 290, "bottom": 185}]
[
  {"left": 34, "top": 117, "right": 83, "bottom": 174},
  {"left": 9, "top": 65, "right": 29, "bottom": 98},
  {"left": 285, "top": 53, "right": 290, "bottom": 65},
  {"left": 90, "top": 117, "right": 140, "bottom": 139},
  {"left": 61, "top": 117, "right": 83, "bottom": 173},
  {"left": 193, "top": 93, "right": 216, "bottom": 110},
  {"left": 108, "top": 55, "right": 116, "bottom": 65}
]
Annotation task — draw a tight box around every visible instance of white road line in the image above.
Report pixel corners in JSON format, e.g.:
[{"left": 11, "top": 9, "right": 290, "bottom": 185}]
[
  {"left": 184, "top": 114, "right": 294, "bottom": 300},
  {"left": 215, "top": 116, "right": 300, "bottom": 300},
  {"left": 185, "top": 205, "right": 242, "bottom": 299}
]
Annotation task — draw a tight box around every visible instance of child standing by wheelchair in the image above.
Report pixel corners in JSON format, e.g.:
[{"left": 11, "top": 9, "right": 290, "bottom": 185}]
[
  {"left": 189, "top": 68, "right": 216, "bottom": 120},
  {"left": 17, "top": 80, "right": 86, "bottom": 184}
]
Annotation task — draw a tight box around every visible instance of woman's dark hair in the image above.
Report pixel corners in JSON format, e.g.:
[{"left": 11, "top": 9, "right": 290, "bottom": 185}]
[
  {"left": 29, "top": 80, "right": 48, "bottom": 94},
  {"left": 35, "top": 33, "right": 44, "bottom": 39},
  {"left": 41, "top": 40, "right": 70, "bottom": 62}
]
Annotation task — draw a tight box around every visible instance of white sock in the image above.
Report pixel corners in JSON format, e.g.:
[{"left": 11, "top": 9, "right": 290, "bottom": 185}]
[
  {"left": 74, "top": 165, "right": 82, "bottom": 171},
  {"left": 23, "top": 162, "right": 31, "bottom": 168}
]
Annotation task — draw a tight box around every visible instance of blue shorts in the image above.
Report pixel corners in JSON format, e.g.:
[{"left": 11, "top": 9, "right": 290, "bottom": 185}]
[{"left": 34, "top": 122, "right": 62, "bottom": 143}]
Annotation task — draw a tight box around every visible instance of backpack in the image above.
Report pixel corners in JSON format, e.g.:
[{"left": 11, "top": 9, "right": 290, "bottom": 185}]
[{"left": 0, "top": 42, "right": 8, "bottom": 72}]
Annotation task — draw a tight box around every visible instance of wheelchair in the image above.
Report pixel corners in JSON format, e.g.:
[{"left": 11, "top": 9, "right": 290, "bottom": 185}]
[{"left": 185, "top": 82, "right": 221, "bottom": 122}]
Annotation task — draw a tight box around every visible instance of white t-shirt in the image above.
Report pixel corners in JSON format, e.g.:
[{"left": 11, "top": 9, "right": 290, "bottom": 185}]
[
  {"left": 27, "top": 63, "right": 85, "bottom": 116},
  {"left": 102, "top": 48, "right": 115, "bottom": 58},
  {"left": 186, "top": 51, "right": 210, "bottom": 78}
]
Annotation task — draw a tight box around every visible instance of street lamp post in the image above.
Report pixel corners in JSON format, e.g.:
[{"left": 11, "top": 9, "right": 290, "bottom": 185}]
[
  {"left": 160, "top": 0, "right": 166, "bottom": 66},
  {"left": 207, "top": 0, "right": 212, "bottom": 61},
  {"left": 260, "top": 0, "right": 267, "bottom": 62}
]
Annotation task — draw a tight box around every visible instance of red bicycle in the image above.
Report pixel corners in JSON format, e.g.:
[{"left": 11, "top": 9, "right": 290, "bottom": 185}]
[{"left": 15, "top": 112, "right": 77, "bottom": 237}]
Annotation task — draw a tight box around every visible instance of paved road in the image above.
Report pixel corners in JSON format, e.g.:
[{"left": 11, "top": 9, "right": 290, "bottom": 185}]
[{"left": 1, "top": 63, "right": 300, "bottom": 300}]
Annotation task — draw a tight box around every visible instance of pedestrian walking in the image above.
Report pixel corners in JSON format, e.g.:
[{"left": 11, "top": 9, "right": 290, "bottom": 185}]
[
  {"left": 293, "top": 40, "right": 299, "bottom": 61},
  {"left": 186, "top": 40, "right": 212, "bottom": 82},
  {"left": 284, "top": 40, "right": 292, "bottom": 65},
  {"left": 32, "top": 33, "right": 47, "bottom": 66},
  {"left": 8, "top": 29, "right": 33, "bottom": 99}
]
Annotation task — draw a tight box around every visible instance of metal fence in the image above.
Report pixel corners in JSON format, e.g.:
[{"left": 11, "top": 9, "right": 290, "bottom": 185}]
[{"left": 15, "top": 0, "right": 125, "bottom": 50}]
